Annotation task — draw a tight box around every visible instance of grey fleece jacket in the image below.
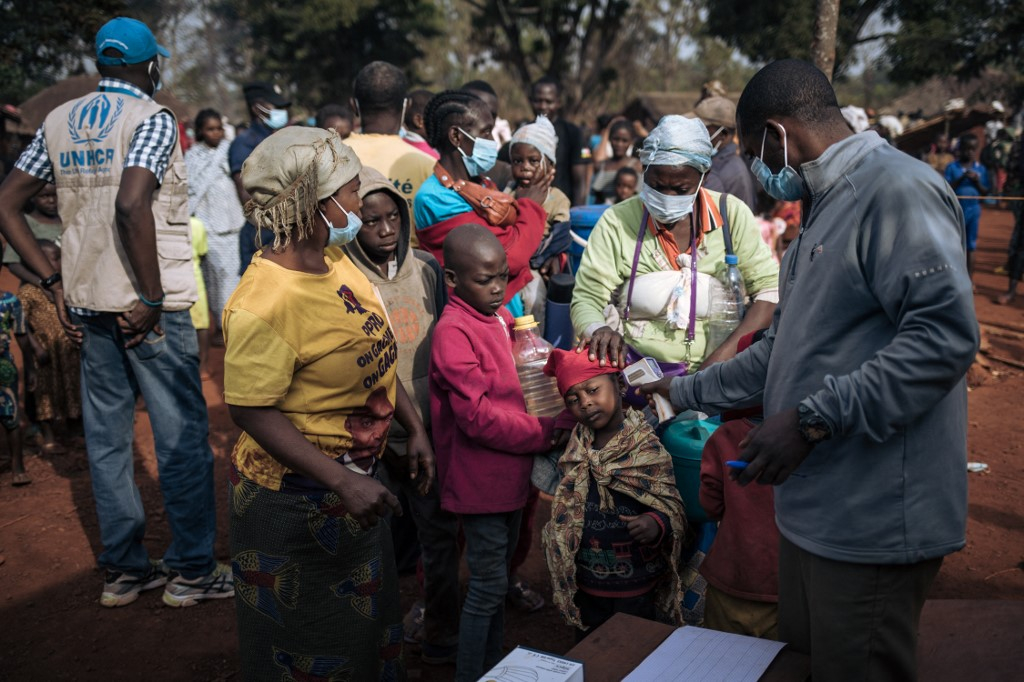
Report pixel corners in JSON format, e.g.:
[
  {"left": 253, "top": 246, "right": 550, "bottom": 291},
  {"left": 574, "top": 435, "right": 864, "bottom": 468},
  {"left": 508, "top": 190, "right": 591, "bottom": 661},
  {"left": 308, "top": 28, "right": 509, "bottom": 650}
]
[{"left": 671, "top": 131, "right": 979, "bottom": 564}]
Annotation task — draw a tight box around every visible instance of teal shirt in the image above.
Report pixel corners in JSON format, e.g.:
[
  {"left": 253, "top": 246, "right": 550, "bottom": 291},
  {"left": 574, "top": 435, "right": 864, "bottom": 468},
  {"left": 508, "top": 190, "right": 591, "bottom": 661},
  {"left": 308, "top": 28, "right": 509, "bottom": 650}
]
[{"left": 570, "top": 192, "right": 779, "bottom": 368}]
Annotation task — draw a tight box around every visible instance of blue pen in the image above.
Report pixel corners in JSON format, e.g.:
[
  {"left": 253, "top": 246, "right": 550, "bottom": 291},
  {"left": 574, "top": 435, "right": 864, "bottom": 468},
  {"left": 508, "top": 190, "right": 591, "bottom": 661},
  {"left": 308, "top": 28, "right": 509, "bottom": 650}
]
[{"left": 726, "top": 460, "right": 748, "bottom": 470}]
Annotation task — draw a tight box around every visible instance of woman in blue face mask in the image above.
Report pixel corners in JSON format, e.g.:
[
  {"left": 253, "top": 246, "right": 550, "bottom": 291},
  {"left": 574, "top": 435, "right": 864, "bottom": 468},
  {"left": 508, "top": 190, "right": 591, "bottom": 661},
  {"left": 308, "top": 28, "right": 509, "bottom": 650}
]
[
  {"left": 225, "top": 126, "right": 434, "bottom": 681},
  {"left": 412, "top": 90, "right": 555, "bottom": 311},
  {"left": 571, "top": 114, "right": 781, "bottom": 374}
]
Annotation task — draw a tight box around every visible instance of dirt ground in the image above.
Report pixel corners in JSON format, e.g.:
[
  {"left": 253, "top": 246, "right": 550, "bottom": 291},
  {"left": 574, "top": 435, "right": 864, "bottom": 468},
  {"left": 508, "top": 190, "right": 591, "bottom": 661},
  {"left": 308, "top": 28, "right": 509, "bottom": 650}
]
[{"left": 1, "top": 209, "right": 1022, "bottom": 681}]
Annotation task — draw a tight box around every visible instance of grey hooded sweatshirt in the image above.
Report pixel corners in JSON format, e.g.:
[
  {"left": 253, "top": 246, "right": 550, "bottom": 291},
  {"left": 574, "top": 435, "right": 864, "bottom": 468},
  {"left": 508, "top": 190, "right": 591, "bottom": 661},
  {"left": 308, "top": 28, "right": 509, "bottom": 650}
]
[
  {"left": 671, "top": 131, "right": 979, "bottom": 564},
  {"left": 341, "top": 167, "right": 446, "bottom": 456}
]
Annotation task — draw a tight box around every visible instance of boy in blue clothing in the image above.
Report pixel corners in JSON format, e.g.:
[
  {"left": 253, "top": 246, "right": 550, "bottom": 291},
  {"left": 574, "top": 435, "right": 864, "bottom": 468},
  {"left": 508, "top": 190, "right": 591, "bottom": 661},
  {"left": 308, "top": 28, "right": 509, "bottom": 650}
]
[
  {"left": 0, "top": 282, "right": 30, "bottom": 486},
  {"left": 945, "top": 134, "right": 989, "bottom": 281}
]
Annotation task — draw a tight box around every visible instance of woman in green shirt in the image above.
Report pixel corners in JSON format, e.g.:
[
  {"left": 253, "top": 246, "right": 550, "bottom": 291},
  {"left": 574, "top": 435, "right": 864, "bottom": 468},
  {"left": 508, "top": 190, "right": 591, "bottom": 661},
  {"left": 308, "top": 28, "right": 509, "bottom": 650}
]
[{"left": 570, "top": 115, "right": 779, "bottom": 372}]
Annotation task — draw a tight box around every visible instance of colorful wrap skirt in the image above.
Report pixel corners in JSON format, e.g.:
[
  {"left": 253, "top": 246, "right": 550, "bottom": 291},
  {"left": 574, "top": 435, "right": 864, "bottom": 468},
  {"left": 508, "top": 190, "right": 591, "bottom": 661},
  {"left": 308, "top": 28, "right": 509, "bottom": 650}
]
[{"left": 229, "top": 467, "right": 405, "bottom": 681}]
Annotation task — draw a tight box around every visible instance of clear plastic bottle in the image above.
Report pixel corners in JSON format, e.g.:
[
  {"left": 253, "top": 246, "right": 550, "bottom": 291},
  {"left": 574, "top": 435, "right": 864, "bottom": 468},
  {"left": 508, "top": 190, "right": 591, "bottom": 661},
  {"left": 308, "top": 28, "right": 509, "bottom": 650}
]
[
  {"left": 511, "top": 315, "right": 565, "bottom": 418},
  {"left": 706, "top": 254, "right": 747, "bottom": 352}
]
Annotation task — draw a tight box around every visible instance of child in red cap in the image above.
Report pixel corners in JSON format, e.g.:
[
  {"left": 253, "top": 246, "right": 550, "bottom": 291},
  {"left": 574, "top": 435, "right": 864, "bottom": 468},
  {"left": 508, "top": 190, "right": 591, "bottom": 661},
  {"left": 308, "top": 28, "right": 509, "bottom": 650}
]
[
  {"left": 541, "top": 347, "right": 685, "bottom": 640},
  {"left": 698, "top": 329, "right": 779, "bottom": 638}
]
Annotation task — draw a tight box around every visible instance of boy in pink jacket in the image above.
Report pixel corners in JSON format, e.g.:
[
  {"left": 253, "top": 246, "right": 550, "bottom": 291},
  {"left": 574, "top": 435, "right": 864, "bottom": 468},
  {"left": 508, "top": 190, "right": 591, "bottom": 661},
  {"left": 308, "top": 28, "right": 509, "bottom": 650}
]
[{"left": 430, "top": 224, "right": 557, "bottom": 681}]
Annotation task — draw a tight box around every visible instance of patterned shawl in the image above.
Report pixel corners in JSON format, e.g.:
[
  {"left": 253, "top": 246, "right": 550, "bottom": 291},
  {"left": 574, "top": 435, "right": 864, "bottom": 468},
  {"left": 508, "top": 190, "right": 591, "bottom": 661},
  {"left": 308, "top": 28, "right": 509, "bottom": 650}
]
[
  {"left": 542, "top": 408, "right": 686, "bottom": 629},
  {"left": 184, "top": 141, "right": 246, "bottom": 236}
]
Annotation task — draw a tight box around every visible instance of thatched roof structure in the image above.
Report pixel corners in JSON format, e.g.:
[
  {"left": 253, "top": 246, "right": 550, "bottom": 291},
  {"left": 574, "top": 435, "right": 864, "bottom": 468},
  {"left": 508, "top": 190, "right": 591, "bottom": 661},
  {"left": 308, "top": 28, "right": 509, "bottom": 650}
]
[
  {"left": 13, "top": 75, "right": 196, "bottom": 136},
  {"left": 879, "top": 70, "right": 1015, "bottom": 120}
]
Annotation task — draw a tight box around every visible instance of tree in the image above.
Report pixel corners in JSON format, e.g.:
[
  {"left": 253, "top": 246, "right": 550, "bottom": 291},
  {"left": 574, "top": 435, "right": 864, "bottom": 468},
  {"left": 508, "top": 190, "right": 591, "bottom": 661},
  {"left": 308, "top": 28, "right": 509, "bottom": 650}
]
[
  {"left": 463, "top": 0, "right": 700, "bottom": 118},
  {"left": 0, "top": 0, "right": 126, "bottom": 102},
  {"left": 880, "top": 0, "right": 1024, "bottom": 85},
  {"left": 218, "top": 0, "right": 443, "bottom": 110},
  {"left": 703, "top": 0, "right": 883, "bottom": 77},
  {"left": 811, "top": 0, "right": 841, "bottom": 81},
  {"left": 705, "top": 0, "right": 1024, "bottom": 88}
]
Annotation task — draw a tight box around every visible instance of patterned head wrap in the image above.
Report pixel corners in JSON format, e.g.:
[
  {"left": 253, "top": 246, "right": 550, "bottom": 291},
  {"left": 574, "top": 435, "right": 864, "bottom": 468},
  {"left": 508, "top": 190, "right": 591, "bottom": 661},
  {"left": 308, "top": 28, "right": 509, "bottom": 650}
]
[
  {"left": 639, "top": 114, "right": 713, "bottom": 173},
  {"left": 241, "top": 127, "right": 361, "bottom": 251}
]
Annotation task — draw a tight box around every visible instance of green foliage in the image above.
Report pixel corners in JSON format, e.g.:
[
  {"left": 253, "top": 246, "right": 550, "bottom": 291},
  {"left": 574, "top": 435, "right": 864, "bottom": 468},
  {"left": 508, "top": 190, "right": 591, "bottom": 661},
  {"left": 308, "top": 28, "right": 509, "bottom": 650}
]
[
  {"left": 463, "top": 0, "right": 706, "bottom": 117},
  {"left": 0, "top": 0, "right": 126, "bottom": 101},
  {"left": 704, "top": 0, "right": 1023, "bottom": 88},
  {"left": 882, "top": 0, "right": 1024, "bottom": 84},
  {"left": 704, "top": 0, "right": 883, "bottom": 76},
  {"left": 220, "top": 0, "right": 443, "bottom": 109}
]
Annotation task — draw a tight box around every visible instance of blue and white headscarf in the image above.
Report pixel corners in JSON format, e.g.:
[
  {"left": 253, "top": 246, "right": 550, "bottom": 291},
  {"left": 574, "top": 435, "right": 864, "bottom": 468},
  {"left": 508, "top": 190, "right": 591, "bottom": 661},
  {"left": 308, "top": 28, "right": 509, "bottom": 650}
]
[{"left": 639, "top": 115, "right": 713, "bottom": 173}]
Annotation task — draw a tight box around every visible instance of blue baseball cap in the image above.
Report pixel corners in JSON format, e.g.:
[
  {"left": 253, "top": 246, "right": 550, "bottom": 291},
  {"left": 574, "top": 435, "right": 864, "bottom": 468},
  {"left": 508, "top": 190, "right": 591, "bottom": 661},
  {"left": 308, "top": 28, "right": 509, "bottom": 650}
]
[{"left": 95, "top": 17, "right": 170, "bottom": 66}]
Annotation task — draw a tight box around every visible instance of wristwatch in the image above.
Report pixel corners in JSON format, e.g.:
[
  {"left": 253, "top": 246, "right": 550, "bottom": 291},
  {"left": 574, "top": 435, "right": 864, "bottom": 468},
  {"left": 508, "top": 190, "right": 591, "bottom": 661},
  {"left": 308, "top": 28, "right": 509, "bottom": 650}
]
[
  {"left": 797, "top": 403, "right": 832, "bottom": 444},
  {"left": 39, "top": 272, "right": 62, "bottom": 290}
]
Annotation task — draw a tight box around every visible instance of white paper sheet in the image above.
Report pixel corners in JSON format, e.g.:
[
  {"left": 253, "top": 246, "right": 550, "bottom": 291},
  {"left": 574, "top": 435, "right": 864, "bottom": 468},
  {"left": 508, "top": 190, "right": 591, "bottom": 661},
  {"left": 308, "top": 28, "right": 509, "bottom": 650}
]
[{"left": 623, "top": 626, "right": 786, "bottom": 682}]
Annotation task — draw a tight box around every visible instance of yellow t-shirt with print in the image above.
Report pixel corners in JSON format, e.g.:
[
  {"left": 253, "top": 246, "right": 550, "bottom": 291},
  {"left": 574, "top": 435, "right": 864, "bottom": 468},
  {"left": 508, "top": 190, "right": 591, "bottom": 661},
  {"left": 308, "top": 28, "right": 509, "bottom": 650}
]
[{"left": 222, "top": 251, "right": 398, "bottom": 490}]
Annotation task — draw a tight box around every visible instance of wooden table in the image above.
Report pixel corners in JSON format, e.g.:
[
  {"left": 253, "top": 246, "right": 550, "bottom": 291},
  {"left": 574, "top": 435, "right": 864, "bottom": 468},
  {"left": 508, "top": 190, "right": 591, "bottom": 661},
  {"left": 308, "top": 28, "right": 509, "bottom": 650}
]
[{"left": 565, "top": 613, "right": 811, "bottom": 682}]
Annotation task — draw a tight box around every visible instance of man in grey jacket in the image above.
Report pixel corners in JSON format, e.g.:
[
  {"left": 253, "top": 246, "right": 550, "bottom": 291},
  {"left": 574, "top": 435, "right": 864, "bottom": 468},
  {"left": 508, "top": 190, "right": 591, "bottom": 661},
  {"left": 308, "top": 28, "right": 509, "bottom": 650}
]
[{"left": 646, "top": 59, "right": 978, "bottom": 681}]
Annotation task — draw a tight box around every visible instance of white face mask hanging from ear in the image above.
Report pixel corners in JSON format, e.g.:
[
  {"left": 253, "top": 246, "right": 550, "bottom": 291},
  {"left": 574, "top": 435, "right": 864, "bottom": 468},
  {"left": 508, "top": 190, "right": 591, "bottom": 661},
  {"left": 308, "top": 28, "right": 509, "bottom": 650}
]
[
  {"left": 709, "top": 126, "right": 725, "bottom": 155},
  {"left": 148, "top": 61, "right": 162, "bottom": 94}
]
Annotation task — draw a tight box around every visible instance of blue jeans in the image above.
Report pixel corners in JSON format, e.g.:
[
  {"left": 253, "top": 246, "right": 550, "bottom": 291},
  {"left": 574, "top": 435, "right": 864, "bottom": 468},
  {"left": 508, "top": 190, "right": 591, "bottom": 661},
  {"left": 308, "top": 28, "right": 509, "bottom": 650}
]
[
  {"left": 456, "top": 509, "right": 523, "bottom": 682},
  {"left": 76, "top": 310, "right": 216, "bottom": 578}
]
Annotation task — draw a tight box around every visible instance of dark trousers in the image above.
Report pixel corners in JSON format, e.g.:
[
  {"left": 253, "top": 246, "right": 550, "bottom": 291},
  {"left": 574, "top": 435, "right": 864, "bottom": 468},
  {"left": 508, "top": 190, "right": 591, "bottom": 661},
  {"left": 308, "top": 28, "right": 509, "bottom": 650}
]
[
  {"left": 378, "top": 460, "right": 460, "bottom": 647},
  {"left": 778, "top": 535, "right": 942, "bottom": 682},
  {"left": 1007, "top": 207, "right": 1024, "bottom": 281},
  {"left": 573, "top": 589, "right": 657, "bottom": 643}
]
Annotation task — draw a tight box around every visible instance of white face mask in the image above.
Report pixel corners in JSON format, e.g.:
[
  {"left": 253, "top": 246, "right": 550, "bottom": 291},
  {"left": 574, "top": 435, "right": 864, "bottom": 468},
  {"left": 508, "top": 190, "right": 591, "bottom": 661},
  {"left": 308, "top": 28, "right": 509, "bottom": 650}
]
[
  {"left": 709, "top": 126, "right": 725, "bottom": 154},
  {"left": 640, "top": 172, "right": 706, "bottom": 225}
]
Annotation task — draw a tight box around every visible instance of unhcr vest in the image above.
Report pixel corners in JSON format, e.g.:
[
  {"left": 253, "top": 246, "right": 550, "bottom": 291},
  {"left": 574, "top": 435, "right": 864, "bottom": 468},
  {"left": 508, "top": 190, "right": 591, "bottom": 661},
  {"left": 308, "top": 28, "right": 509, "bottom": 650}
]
[{"left": 43, "top": 89, "right": 196, "bottom": 312}]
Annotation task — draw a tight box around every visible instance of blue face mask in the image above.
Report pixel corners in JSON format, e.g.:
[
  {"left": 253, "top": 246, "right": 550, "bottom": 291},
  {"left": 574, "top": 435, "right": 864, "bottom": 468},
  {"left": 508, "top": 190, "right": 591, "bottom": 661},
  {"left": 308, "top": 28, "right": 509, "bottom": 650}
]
[
  {"left": 457, "top": 127, "right": 499, "bottom": 176},
  {"left": 321, "top": 196, "right": 363, "bottom": 247},
  {"left": 257, "top": 104, "right": 289, "bottom": 130},
  {"left": 750, "top": 124, "right": 805, "bottom": 201}
]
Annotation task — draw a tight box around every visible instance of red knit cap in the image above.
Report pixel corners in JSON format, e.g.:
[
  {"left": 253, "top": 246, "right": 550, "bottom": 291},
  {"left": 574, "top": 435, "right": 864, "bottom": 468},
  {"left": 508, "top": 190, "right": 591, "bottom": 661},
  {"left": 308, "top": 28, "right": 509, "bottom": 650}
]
[{"left": 543, "top": 347, "right": 621, "bottom": 397}]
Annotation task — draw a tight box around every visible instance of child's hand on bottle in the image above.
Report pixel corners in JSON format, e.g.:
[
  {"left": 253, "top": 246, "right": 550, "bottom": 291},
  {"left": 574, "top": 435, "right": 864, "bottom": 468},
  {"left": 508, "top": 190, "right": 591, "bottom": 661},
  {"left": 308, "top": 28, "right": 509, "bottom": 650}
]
[{"left": 619, "top": 514, "right": 660, "bottom": 545}]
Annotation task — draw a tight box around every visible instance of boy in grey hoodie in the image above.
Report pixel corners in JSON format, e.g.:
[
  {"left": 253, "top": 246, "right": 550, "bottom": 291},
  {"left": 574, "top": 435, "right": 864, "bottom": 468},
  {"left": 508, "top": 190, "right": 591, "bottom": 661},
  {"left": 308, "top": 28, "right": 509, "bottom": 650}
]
[{"left": 337, "top": 167, "right": 458, "bottom": 663}]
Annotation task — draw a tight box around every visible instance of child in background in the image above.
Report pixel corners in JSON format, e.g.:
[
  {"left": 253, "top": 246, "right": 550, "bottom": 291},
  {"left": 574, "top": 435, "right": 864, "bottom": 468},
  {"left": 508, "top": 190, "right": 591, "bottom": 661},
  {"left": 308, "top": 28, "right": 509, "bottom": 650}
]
[
  {"left": 506, "top": 115, "right": 571, "bottom": 233},
  {"left": 315, "top": 103, "right": 355, "bottom": 140},
  {"left": 189, "top": 216, "right": 211, "bottom": 379},
  {"left": 590, "top": 119, "right": 642, "bottom": 204},
  {"left": 402, "top": 89, "right": 439, "bottom": 159},
  {"left": 339, "top": 167, "right": 459, "bottom": 664},
  {"left": 698, "top": 330, "right": 779, "bottom": 639},
  {"left": 429, "top": 225, "right": 559, "bottom": 682},
  {"left": 754, "top": 191, "right": 787, "bottom": 265},
  {"left": 612, "top": 166, "right": 639, "bottom": 204},
  {"left": 4, "top": 183, "right": 62, "bottom": 286},
  {"left": 542, "top": 348, "right": 685, "bottom": 641},
  {"left": 945, "top": 134, "right": 989, "bottom": 282},
  {"left": 503, "top": 117, "right": 575, "bottom": 603},
  {"left": 19, "top": 240, "right": 81, "bottom": 455},
  {"left": 0, "top": 279, "right": 30, "bottom": 486}
]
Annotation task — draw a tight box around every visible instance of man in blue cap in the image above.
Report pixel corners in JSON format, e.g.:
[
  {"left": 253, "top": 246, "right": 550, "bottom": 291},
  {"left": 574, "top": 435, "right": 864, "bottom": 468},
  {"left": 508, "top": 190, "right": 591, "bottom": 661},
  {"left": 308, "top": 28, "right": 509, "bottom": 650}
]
[
  {"left": 230, "top": 81, "right": 291, "bottom": 274},
  {"left": 0, "top": 16, "right": 234, "bottom": 609}
]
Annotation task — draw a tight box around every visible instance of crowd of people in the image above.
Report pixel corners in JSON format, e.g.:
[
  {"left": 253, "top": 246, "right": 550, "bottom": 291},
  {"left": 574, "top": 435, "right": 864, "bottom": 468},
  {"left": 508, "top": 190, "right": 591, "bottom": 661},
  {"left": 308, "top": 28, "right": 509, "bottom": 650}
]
[{"left": 0, "top": 14, "right": 1005, "bottom": 682}]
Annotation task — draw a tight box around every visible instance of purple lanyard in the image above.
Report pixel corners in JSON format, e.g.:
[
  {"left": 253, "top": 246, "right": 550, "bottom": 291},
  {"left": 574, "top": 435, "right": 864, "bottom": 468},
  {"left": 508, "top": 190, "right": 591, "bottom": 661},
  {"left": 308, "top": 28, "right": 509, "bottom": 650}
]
[{"left": 623, "top": 209, "right": 698, "bottom": 348}]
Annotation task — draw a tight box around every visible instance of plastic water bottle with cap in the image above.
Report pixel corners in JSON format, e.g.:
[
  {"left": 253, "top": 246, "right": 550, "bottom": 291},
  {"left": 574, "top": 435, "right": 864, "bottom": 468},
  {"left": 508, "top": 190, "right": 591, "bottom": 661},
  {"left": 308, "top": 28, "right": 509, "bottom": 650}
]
[
  {"left": 706, "top": 254, "right": 747, "bottom": 352},
  {"left": 512, "top": 315, "right": 565, "bottom": 418}
]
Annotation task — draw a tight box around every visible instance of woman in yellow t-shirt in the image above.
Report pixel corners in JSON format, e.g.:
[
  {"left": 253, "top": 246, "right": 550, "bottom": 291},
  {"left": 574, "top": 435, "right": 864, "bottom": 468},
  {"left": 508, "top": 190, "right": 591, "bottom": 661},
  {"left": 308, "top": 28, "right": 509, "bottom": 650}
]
[{"left": 224, "top": 127, "right": 433, "bottom": 682}]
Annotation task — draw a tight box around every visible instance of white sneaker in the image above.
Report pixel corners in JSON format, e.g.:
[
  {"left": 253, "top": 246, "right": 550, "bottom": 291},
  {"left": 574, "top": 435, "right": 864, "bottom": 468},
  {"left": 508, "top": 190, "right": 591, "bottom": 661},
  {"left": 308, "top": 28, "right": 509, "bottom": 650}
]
[{"left": 162, "top": 562, "right": 235, "bottom": 608}]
